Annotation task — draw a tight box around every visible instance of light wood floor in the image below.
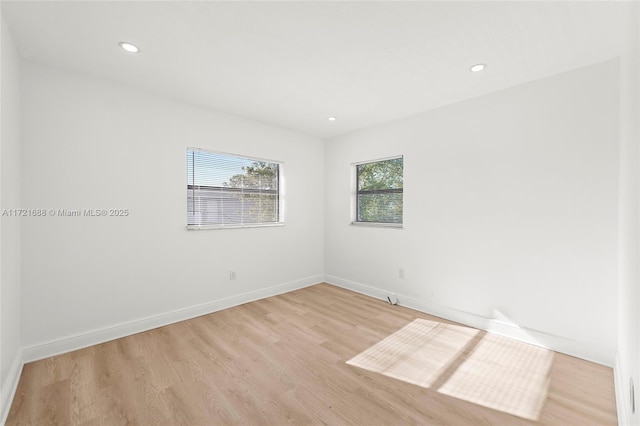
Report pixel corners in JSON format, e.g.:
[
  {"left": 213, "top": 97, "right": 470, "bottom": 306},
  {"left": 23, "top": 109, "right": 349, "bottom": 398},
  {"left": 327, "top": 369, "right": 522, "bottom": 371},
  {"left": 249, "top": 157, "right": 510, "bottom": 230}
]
[{"left": 6, "top": 283, "right": 617, "bottom": 425}]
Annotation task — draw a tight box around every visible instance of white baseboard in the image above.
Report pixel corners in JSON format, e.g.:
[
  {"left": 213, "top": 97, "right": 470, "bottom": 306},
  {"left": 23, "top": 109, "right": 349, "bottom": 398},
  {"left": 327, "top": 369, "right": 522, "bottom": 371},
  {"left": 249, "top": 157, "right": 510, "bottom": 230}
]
[
  {"left": 614, "top": 353, "right": 631, "bottom": 426},
  {"left": 1, "top": 349, "right": 24, "bottom": 425},
  {"left": 614, "top": 352, "right": 639, "bottom": 426},
  {"left": 23, "top": 275, "right": 323, "bottom": 363},
  {"left": 324, "top": 274, "right": 615, "bottom": 367}
]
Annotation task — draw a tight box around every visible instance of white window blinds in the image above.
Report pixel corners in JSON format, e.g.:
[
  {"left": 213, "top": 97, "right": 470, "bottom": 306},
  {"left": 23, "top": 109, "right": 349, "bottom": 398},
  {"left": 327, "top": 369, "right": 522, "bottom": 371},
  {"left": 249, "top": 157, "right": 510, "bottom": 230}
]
[{"left": 187, "top": 148, "right": 282, "bottom": 228}]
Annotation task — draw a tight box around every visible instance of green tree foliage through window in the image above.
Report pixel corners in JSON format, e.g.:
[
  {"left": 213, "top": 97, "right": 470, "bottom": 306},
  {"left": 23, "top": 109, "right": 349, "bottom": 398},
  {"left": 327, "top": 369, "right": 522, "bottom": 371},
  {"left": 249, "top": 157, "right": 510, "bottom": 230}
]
[
  {"left": 224, "top": 162, "right": 279, "bottom": 224},
  {"left": 356, "top": 157, "right": 403, "bottom": 224}
]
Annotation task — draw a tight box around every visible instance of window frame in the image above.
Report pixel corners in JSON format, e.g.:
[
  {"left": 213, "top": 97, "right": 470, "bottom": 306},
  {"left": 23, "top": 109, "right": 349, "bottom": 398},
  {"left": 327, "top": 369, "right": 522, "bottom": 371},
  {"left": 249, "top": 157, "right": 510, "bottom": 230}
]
[
  {"left": 351, "top": 155, "right": 404, "bottom": 228},
  {"left": 186, "top": 147, "right": 285, "bottom": 230}
]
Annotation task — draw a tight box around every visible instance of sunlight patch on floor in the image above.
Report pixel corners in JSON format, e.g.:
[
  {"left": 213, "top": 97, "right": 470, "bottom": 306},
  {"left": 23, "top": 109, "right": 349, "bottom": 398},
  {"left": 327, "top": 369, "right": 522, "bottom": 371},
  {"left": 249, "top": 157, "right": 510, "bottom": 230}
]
[
  {"left": 346, "top": 319, "right": 478, "bottom": 388},
  {"left": 438, "top": 331, "right": 553, "bottom": 420},
  {"left": 347, "top": 318, "right": 553, "bottom": 421}
]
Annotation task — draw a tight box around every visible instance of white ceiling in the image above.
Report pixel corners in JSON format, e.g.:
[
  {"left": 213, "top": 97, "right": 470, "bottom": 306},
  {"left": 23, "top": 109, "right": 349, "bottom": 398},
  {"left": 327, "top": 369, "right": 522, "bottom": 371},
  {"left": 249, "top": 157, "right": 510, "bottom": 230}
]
[{"left": 1, "top": 1, "right": 632, "bottom": 139}]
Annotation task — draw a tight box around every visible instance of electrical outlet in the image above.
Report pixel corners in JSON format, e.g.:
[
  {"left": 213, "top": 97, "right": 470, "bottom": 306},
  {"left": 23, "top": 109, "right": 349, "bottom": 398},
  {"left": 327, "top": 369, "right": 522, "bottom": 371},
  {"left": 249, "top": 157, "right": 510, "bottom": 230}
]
[
  {"left": 229, "top": 270, "right": 236, "bottom": 280},
  {"left": 399, "top": 267, "right": 405, "bottom": 279}
]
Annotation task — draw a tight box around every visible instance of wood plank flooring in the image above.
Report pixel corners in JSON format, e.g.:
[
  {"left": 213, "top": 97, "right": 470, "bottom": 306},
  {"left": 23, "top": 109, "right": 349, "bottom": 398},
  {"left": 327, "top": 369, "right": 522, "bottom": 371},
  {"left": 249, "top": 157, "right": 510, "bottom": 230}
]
[{"left": 6, "top": 283, "right": 617, "bottom": 425}]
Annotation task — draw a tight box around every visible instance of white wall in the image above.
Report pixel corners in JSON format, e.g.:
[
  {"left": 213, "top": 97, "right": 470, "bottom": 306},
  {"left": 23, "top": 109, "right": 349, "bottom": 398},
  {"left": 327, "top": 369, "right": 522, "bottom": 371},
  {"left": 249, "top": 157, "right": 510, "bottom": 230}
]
[
  {"left": 617, "top": 2, "right": 640, "bottom": 424},
  {"left": 20, "top": 62, "right": 324, "bottom": 354},
  {"left": 325, "top": 60, "right": 620, "bottom": 365},
  {"left": 0, "top": 11, "right": 23, "bottom": 422}
]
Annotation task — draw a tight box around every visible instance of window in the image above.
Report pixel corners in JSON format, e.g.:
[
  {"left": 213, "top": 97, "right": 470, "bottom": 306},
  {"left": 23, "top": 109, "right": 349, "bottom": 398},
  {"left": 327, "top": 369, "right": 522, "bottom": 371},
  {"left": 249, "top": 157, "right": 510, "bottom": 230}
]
[
  {"left": 354, "top": 156, "right": 403, "bottom": 226},
  {"left": 187, "top": 148, "right": 283, "bottom": 229}
]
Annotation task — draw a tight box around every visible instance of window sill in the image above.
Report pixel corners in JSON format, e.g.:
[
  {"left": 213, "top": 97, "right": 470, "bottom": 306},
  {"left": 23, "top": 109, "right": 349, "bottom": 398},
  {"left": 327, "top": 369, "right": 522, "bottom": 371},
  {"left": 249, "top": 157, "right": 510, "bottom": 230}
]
[
  {"left": 350, "top": 222, "right": 403, "bottom": 229},
  {"left": 187, "top": 222, "right": 285, "bottom": 231}
]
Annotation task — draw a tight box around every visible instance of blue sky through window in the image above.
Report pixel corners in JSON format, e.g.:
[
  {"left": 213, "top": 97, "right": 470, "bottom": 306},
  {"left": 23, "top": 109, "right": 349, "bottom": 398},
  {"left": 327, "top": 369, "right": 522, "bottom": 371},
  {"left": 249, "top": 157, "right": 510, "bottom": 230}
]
[{"left": 187, "top": 149, "right": 253, "bottom": 188}]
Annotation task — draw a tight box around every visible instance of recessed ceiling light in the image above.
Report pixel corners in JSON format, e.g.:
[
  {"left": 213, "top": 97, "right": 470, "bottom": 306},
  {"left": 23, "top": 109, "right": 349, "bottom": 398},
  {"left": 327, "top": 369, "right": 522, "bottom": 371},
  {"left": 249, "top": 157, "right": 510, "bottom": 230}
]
[
  {"left": 470, "top": 63, "right": 486, "bottom": 72},
  {"left": 328, "top": 117, "right": 337, "bottom": 121},
  {"left": 119, "top": 42, "right": 140, "bottom": 53}
]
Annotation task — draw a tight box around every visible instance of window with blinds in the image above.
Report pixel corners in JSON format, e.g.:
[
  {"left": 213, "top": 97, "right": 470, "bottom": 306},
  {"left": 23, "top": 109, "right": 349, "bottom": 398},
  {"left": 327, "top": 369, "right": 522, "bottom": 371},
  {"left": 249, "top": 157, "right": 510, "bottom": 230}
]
[
  {"left": 187, "top": 148, "right": 283, "bottom": 229},
  {"left": 354, "top": 156, "right": 403, "bottom": 226}
]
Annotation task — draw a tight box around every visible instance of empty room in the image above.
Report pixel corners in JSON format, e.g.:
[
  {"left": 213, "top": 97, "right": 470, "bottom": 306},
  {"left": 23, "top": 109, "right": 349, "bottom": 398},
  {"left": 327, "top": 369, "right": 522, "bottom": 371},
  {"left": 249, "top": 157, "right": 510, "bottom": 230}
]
[{"left": 1, "top": 1, "right": 639, "bottom": 425}]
